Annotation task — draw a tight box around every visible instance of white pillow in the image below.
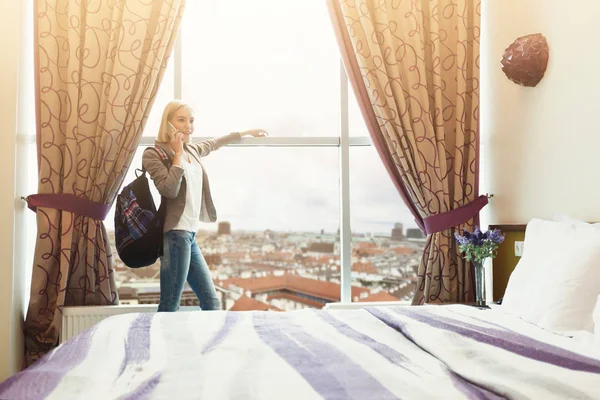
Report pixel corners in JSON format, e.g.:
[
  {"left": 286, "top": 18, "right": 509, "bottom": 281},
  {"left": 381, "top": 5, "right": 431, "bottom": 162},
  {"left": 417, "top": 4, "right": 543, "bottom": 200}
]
[
  {"left": 502, "top": 219, "right": 571, "bottom": 313},
  {"left": 502, "top": 218, "right": 600, "bottom": 333},
  {"left": 594, "top": 296, "right": 600, "bottom": 350},
  {"left": 554, "top": 214, "right": 600, "bottom": 232}
]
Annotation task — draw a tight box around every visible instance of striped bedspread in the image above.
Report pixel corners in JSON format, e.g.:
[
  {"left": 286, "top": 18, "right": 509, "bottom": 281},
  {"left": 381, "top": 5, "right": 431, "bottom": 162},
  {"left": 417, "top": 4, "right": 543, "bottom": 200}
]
[{"left": 2, "top": 305, "right": 599, "bottom": 399}]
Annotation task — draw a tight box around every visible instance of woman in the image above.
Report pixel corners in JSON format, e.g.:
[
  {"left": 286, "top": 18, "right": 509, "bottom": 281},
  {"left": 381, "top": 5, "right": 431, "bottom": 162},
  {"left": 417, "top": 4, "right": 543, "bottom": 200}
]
[{"left": 142, "top": 100, "right": 267, "bottom": 312}]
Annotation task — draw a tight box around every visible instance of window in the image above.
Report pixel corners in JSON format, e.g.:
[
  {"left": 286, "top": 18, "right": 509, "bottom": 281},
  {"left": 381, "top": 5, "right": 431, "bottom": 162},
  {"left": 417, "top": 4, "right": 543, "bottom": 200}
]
[
  {"left": 180, "top": 0, "right": 340, "bottom": 138},
  {"left": 30, "top": 0, "right": 421, "bottom": 311},
  {"left": 349, "top": 146, "right": 425, "bottom": 303}
]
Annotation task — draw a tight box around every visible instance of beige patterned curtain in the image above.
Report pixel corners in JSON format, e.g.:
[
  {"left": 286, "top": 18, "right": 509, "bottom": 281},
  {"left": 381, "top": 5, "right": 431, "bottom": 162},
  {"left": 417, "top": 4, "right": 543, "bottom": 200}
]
[
  {"left": 328, "top": 0, "right": 482, "bottom": 304},
  {"left": 24, "top": 0, "right": 186, "bottom": 366}
]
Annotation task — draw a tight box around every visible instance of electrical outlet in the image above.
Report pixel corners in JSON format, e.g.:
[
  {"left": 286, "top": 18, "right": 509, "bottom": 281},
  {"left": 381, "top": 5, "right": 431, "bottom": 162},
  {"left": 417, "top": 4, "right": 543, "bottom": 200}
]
[{"left": 514, "top": 241, "right": 524, "bottom": 257}]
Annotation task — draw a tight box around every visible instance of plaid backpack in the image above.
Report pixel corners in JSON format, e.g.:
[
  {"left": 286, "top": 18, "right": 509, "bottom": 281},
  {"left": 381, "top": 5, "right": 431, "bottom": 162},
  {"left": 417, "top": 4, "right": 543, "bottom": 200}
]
[{"left": 114, "top": 147, "right": 170, "bottom": 268}]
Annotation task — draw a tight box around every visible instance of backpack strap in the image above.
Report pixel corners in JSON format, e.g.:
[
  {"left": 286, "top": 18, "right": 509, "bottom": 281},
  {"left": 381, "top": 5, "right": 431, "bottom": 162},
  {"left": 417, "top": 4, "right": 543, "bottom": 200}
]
[
  {"left": 153, "top": 147, "right": 169, "bottom": 162},
  {"left": 142, "top": 146, "right": 171, "bottom": 173}
]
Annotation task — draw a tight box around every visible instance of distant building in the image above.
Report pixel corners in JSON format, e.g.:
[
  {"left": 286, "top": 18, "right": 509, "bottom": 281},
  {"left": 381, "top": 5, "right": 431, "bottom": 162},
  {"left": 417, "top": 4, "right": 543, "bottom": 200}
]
[
  {"left": 307, "top": 242, "right": 335, "bottom": 256},
  {"left": 230, "top": 295, "right": 281, "bottom": 312},
  {"left": 352, "top": 262, "right": 378, "bottom": 274},
  {"left": 118, "top": 286, "right": 225, "bottom": 308},
  {"left": 391, "top": 223, "right": 404, "bottom": 241},
  {"left": 203, "top": 254, "right": 222, "bottom": 269},
  {"left": 406, "top": 228, "right": 425, "bottom": 239},
  {"left": 360, "top": 291, "right": 400, "bottom": 302},
  {"left": 218, "top": 221, "right": 231, "bottom": 235},
  {"left": 216, "top": 273, "right": 370, "bottom": 309}
]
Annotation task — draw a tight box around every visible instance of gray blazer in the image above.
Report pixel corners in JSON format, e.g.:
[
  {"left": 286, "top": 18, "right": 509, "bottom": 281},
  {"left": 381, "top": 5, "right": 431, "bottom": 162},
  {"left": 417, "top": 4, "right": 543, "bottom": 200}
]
[{"left": 142, "top": 133, "right": 242, "bottom": 232}]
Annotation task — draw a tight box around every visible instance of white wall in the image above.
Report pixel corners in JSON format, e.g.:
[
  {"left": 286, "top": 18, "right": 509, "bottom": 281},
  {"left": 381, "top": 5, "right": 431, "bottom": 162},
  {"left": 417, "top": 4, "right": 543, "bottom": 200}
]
[
  {"left": 0, "top": 0, "right": 30, "bottom": 379},
  {"left": 481, "top": 0, "right": 600, "bottom": 224}
]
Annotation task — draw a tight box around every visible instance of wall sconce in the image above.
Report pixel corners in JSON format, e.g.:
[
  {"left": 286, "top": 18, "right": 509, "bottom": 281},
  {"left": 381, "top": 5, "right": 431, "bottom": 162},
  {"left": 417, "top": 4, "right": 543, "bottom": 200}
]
[{"left": 501, "top": 33, "right": 549, "bottom": 87}]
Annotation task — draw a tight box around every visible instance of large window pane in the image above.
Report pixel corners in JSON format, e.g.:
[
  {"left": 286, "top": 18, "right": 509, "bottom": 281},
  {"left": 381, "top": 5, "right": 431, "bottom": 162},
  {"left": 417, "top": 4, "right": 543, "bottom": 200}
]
[
  {"left": 108, "top": 146, "right": 357, "bottom": 311},
  {"left": 349, "top": 146, "right": 425, "bottom": 303},
  {"left": 204, "top": 147, "right": 341, "bottom": 310},
  {"left": 180, "top": 0, "right": 340, "bottom": 137}
]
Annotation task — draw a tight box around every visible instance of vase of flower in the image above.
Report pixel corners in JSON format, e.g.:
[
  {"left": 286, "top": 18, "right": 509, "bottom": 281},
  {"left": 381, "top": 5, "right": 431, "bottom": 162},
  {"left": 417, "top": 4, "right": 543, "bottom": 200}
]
[
  {"left": 473, "top": 260, "right": 486, "bottom": 306},
  {"left": 454, "top": 227, "right": 505, "bottom": 306}
]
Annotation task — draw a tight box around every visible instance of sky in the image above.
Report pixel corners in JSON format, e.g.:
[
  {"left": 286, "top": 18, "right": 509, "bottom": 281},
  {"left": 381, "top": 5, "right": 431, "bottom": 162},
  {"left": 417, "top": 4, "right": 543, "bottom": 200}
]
[{"left": 40, "top": 0, "right": 419, "bottom": 236}]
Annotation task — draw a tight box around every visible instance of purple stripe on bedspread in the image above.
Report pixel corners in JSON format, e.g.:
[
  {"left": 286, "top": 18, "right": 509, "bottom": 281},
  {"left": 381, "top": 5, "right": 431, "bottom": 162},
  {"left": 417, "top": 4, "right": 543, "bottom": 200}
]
[
  {"left": 387, "top": 307, "right": 600, "bottom": 374},
  {"left": 367, "top": 308, "right": 504, "bottom": 400},
  {"left": 202, "top": 312, "right": 242, "bottom": 355},
  {"left": 118, "top": 313, "right": 156, "bottom": 377},
  {"left": 119, "top": 372, "right": 161, "bottom": 400},
  {"left": 253, "top": 312, "right": 398, "bottom": 400},
  {"left": 114, "top": 313, "right": 161, "bottom": 399},
  {"left": 316, "top": 311, "right": 415, "bottom": 376},
  {"left": 0, "top": 326, "right": 96, "bottom": 400}
]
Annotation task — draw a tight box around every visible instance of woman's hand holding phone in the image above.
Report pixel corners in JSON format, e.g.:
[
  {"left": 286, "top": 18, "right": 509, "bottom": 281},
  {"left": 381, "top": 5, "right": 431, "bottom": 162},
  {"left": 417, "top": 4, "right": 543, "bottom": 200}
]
[{"left": 168, "top": 122, "right": 184, "bottom": 155}]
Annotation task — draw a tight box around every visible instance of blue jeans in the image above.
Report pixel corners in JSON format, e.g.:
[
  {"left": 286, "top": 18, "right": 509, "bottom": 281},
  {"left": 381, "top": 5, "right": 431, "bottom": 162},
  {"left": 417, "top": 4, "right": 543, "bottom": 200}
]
[{"left": 158, "top": 230, "right": 221, "bottom": 312}]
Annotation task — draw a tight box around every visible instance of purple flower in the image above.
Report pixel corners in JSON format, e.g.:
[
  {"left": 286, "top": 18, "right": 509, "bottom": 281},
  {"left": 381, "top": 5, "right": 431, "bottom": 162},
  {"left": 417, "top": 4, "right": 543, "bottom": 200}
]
[
  {"left": 454, "top": 232, "right": 470, "bottom": 245},
  {"left": 455, "top": 226, "right": 504, "bottom": 263},
  {"left": 488, "top": 229, "right": 505, "bottom": 244},
  {"left": 455, "top": 227, "right": 505, "bottom": 246},
  {"left": 470, "top": 226, "right": 483, "bottom": 246}
]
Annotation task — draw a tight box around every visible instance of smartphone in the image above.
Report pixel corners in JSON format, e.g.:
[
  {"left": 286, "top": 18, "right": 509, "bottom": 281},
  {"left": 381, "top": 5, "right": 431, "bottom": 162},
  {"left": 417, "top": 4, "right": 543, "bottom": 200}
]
[{"left": 167, "top": 121, "right": 177, "bottom": 139}]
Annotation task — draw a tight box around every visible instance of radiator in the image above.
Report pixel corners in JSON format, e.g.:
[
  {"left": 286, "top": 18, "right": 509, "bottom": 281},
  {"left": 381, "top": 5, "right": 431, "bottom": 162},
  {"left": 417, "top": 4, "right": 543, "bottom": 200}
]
[{"left": 60, "top": 305, "right": 158, "bottom": 344}]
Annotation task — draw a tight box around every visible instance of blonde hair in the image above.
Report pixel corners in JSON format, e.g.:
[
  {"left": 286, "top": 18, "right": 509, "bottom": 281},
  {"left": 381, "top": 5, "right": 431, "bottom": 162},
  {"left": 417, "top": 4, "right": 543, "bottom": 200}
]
[{"left": 157, "top": 100, "right": 193, "bottom": 143}]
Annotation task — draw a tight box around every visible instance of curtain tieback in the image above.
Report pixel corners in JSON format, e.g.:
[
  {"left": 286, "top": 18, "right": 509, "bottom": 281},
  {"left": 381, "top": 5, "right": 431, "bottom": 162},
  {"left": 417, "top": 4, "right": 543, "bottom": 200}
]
[
  {"left": 423, "top": 195, "right": 489, "bottom": 235},
  {"left": 25, "top": 194, "right": 110, "bottom": 221}
]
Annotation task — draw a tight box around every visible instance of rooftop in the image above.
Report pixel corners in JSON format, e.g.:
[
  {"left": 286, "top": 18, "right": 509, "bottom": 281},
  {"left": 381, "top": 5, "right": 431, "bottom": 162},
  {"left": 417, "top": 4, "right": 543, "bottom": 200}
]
[
  {"left": 230, "top": 295, "right": 281, "bottom": 311},
  {"left": 217, "top": 274, "right": 369, "bottom": 302}
]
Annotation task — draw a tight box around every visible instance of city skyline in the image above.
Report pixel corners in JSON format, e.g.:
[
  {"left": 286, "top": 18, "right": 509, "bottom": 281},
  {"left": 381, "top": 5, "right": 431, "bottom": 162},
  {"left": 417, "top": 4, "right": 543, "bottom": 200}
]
[{"left": 112, "top": 225, "right": 424, "bottom": 311}]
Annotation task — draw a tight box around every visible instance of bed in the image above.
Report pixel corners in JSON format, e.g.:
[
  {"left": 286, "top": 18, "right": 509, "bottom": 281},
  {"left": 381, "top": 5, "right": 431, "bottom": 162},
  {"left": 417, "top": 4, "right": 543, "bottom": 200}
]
[{"left": 1, "top": 304, "right": 599, "bottom": 400}]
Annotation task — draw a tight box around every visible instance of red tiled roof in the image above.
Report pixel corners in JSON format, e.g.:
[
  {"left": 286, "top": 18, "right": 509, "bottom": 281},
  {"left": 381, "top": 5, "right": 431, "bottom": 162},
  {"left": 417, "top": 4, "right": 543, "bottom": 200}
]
[
  {"left": 352, "top": 262, "right": 378, "bottom": 274},
  {"left": 221, "top": 252, "right": 248, "bottom": 260},
  {"left": 229, "top": 295, "right": 281, "bottom": 311},
  {"left": 263, "top": 252, "right": 295, "bottom": 261},
  {"left": 356, "top": 242, "right": 377, "bottom": 249},
  {"left": 388, "top": 247, "right": 414, "bottom": 255},
  {"left": 356, "top": 248, "right": 386, "bottom": 256},
  {"left": 244, "top": 263, "right": 285, "bottom": 272},
  {"left": 267, "top": 293, "right": 325, "bottom": 309},
  {"left": 359, "top": 292, "right": 400, "bottom": 302},
  {"left": 217, "top": 274, "right": 368, "bottom": 302}
]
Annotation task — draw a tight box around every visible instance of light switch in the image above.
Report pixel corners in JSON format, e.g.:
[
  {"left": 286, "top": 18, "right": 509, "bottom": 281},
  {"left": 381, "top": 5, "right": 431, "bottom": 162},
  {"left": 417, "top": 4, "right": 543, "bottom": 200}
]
[{"left": 514, "top": 241, "right": 524, "bottom": 257}]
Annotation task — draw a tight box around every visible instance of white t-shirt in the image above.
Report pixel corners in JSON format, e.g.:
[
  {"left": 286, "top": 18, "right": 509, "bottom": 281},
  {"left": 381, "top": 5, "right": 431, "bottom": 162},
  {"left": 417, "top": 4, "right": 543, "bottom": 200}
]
[{"left": 172, "top": 156, "right": 203, "bottom": 232}]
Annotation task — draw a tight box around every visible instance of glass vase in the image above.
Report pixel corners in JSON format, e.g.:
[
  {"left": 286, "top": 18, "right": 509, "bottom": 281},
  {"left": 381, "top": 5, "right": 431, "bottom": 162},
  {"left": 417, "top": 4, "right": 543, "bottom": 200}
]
[{"left": 474, "top": 261, "right": 486, "bottom": 306}]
